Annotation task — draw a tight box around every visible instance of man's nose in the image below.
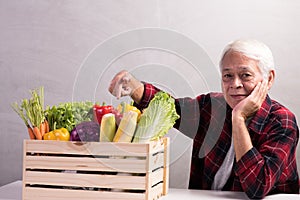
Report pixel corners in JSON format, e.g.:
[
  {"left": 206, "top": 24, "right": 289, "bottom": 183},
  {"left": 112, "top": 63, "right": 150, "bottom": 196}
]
[{"left": 231, "top": 77, "right": 243, "bottom": 88}]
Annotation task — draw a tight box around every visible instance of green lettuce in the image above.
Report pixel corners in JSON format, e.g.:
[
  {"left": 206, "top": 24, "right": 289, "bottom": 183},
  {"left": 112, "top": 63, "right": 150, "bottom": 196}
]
[
  {"left": 44, "top": 101, "right": 95, "bottom": 132},
  {"left": 132, "top": 91, "right": 180, "bottom": 143}
]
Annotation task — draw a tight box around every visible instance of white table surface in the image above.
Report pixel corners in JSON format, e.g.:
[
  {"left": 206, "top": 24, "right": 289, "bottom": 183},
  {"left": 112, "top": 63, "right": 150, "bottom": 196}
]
[
  {"left": 0, "top": 181, "right": 22, "bottom": 200},
  {"left": 0, "top": 181, "right": 299, "bottom": 200}
]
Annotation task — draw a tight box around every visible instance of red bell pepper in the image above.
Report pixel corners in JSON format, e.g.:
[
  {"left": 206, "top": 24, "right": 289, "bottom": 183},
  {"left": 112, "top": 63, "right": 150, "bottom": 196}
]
[{"left": 93, "top": 103, "right": 113, "bottom": 124}]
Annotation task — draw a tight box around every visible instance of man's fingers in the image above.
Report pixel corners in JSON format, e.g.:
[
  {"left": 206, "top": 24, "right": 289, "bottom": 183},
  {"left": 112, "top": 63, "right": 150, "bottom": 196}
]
[
  {"left": 116, "top": 83, "right": 123, "bottom": 99},
  {"left": 108, "top": 79, "right": 117, "bottom": 94},
  {"left": 108, "top": 70, "right": 143, "bottom": 101},
  {"left": 250, "top": 80, "right": 268, "bottom": 109},
  {"left": 257, "top": 80, "right": 268, "bottom": 101},
  {"left": 108, "top": 73, "right": 122, "bottom": 94},
  {"left": 121, "top": 87, "right": 132, "bottom": 96},
  {"left": 108, "top": 70, "right": 130, "bottom": 98},
  {"left": 122, "top": 76, "right": 130, "bottom": 84}
]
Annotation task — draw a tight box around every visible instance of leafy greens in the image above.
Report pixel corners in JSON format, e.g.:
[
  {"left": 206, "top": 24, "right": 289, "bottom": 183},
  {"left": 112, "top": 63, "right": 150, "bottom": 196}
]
[
  {"left": 44, "top": 101, "right": 95, "bottom": 132},
  {"left": 132, "top": 91, "right": 180, "bottom": 143}
]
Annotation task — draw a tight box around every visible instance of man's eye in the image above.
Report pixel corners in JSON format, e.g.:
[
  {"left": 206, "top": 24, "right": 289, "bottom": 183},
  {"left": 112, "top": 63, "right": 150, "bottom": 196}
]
[
  {"left": 241, "top": 73, "right": 252, "bottom": 79},
  {"left": 223, "top": 74, "right": 232, "bottom": 78},
  {"left": 222, "top": 74, "right": 232, "bottom": 81}
]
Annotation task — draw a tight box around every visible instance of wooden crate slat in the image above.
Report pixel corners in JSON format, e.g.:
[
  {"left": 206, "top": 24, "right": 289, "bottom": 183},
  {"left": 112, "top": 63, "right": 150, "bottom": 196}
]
[
  {"left": 149, "top": 140, "right": 165, "bottom": 154},
  {"left": 148, "top": 182, "right": 164, "bottom": 200},
  {"left": 23, "top": 137, "right": 169, "bottom": 200},
  {"left": 149, "top": 168, "right": 164, "bottom": 187},
  {"left": 23, "top": 187, "right": 145, "bottom": 200},
  {"left": 149, "top": 152, "right": 165, "bottom": 171},
  {"left": 25, "top": 171, "right": 146, "bottom": 189},
  {"left": 25, "top": 155, "right": 147, "bottom": 173},
  {"left": 25, "top": 140, "right": 150, "bottom": 156}
]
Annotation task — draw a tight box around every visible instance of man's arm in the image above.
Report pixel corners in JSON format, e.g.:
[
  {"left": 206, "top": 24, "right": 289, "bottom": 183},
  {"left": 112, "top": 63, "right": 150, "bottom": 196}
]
[
  {"left": 234, "top": 113, "right": 299, "bottom": 198},
  {"left": 231, "top": 80, "right": 268, "bottom": 161},
  {"left": 231, "top": 80, "right": 299, "bottom": 198}
]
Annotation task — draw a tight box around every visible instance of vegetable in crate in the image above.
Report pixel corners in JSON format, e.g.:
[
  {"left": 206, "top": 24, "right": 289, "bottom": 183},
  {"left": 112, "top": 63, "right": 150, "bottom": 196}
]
[
  {"left": 43, "top": 128, "right": 70, "bottom": 141},
  {"left": 11, "top": 86, "right": 49, "bottom": 140},
  {"left": 111, "top": 108, "right": 123, "bottom": 125},
  {"left": 100, "top": 113, "right": 116, "bottom": 142},
  {"left": 117, "top": 101, "right": 141, "bottom": 121},
  {"left": 70, "top": 121, "right": 100, "bottom": 142},
  {"left": 111, "top": 102, "right": 141, "bottom": 126},
  {"left": 45, "top": 101, "right": 94, "bottom": 132},
  {"left": 132, "top": 91, "right": 180, "bottom": 143},
  {"left": 93, "top": 103, "right": 113, "bottom": 124},
  {"left": 113, "top": 111, "right": 138, "bottom": 142}
]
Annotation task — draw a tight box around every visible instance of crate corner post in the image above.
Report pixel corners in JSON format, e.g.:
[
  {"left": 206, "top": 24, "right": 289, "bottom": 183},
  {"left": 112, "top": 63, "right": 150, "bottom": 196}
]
[
  {"left": 22, "top": 140, "right": 27, "bottom": 200},
  {"left": 162, "top": 137, "right": 170, "bottom": 195}
]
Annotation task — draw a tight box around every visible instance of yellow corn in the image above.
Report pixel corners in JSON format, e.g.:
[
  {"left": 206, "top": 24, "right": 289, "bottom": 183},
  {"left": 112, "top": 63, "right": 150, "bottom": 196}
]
[
  {"left": 100, "top": 113, "right": 116, "bottom": 142},
  {"left": 113, "top": 111, "right": 138, "bottom": 142},
  {"left": 117, "top": 102, "right": 141, "bottom": 121}
]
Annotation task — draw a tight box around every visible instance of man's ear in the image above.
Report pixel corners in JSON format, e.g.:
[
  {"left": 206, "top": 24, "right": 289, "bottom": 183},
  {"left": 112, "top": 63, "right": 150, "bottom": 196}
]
[{"left": 267, "top": 70, "right": 275, "bottom": 90}]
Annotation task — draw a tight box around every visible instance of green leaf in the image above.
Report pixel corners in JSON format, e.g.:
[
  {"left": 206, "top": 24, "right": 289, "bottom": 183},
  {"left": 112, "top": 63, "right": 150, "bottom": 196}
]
[
  {"left": 44, "top": 101, "right": 96, "bottom": 132},
  {"left": 132, "top": 91, "right": 180, "bottom": 143}
]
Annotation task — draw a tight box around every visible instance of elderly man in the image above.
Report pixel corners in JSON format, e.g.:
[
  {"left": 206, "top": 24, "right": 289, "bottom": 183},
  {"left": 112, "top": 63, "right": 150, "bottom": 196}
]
[{"left": 109, "top": 39, "right": 299, "bottom": 198}]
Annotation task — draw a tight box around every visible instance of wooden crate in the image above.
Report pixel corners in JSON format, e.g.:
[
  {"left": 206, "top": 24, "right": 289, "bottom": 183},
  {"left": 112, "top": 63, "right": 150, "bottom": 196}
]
[{"left": 22, "top": 137, "right": 169, "bottom": 200}]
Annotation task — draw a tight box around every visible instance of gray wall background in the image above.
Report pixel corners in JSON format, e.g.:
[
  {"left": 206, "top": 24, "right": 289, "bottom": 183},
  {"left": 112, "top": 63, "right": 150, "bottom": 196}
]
[{"left": 1, "top": 0, "right": 300, "bottom": 188}]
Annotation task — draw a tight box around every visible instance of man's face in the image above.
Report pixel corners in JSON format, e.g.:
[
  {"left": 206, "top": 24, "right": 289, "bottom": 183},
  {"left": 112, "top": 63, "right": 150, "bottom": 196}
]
[{"left": 221, "top": 51, "right": 264, "bottom": 109}]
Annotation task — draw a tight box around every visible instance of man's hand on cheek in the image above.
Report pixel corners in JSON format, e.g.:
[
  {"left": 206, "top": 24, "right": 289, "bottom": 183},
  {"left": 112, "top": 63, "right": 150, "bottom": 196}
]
[{"left": 233, "top": 80, "right": 269, "bottom": 121}]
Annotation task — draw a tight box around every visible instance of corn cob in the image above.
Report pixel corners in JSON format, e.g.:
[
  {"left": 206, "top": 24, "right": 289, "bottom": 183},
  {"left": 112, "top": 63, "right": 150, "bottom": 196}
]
[
  {"left": 100, "top": 113, "right": 116, "bottom": 142},
  {"left": 113, "top": 111, "right": 138, "bottom": 142}
]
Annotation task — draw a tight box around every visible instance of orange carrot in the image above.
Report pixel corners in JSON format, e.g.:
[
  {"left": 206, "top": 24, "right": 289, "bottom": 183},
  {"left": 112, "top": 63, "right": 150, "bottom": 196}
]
[
  {"left": 33, "top": 126, "right": 42, "bottom": 140},
  {"left": 27, "top": 126, "right": 36, "bottom": 140},
  {"left": 44, "top": 120, "right": 49, "bottom": 133},
  {"left": 40, "top": 122, "right": 46, "bottom": 137}
]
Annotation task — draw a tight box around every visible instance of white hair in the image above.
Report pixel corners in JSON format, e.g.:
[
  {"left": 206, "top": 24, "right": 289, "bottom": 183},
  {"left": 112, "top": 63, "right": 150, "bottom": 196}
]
[{"left": 220, "top": 39, "right": 275, "bottom": 79}]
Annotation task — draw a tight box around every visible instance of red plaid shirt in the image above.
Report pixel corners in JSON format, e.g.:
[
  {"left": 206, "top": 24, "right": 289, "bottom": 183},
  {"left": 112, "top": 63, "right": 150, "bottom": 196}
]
[{"left": 135, "top": 83, "right": 299, "bottom": 199}]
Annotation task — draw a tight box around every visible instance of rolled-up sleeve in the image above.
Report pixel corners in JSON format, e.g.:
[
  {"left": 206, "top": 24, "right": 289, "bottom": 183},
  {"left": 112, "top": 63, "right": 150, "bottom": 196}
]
[{"left": 234, "top": 120, "right": 299, "bottom": 199}]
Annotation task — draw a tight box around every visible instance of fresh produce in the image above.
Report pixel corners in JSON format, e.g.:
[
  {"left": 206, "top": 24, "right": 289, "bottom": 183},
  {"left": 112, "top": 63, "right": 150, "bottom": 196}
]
[
  {"left": 27, "top": 126, "right": 35, "bottom": 140},
  {"left": 11, "top": 86, "right": 48, "bottom": 140},
  {"left": 93, "top": 103, "right": 113, "bottom": 125},
  {"left": 117, "top": 102, "right": 141, "bottom": 121},
  {"left": 45, "top": 101, "right": 94, "bottom": 132},
  {"left": 43, "top": 128, "right": 70, "bottom": 141},
  {"left": 100, "top": 113, "right": 116, "bottom": 142},
  {"left": 113, "top": 111, "right": 138, "bottom": 142},
  {"left": 70, "top": 121, "right": 100, "bottom": 142},
  {"left": 132, "top": 92, "right": 180, "bottom": 143},
  {"left": 32, "top": 126, "right": 42, "bottom": 140},
  {"left": 12, "top": 87, "right": 178, "bottom": 144},
  {"left": 111, "top": 108, "right": 123, "bottom": 125}
]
